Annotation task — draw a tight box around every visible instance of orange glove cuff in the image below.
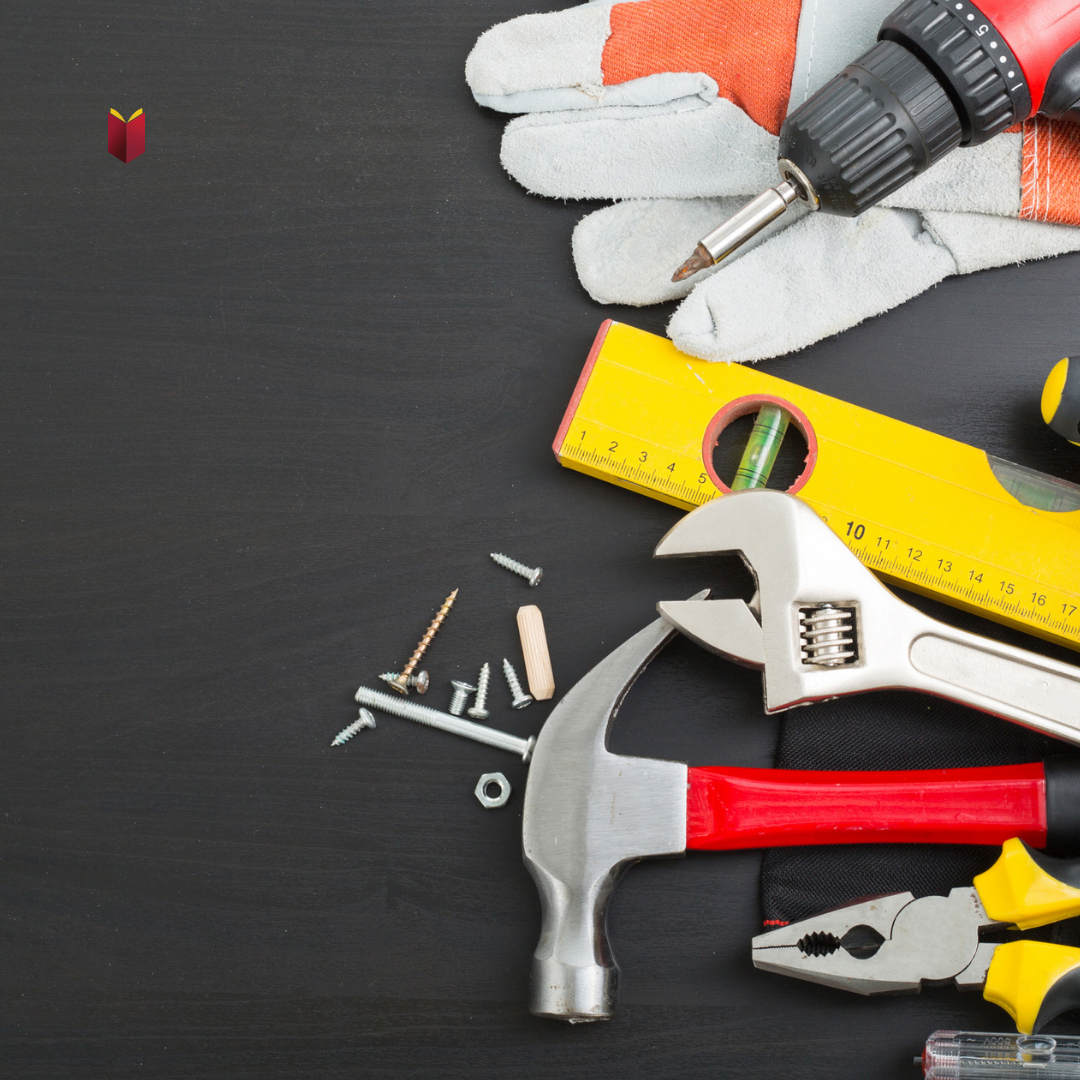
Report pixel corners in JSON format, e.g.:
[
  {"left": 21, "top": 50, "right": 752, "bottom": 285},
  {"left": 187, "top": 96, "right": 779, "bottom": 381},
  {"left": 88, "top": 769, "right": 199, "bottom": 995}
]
[
  {"left": 601, "top": 0, "right": 802, "bottom": 136},
  {"left": 1021, "top": 117, "right": 1080, "bottom": 227}
]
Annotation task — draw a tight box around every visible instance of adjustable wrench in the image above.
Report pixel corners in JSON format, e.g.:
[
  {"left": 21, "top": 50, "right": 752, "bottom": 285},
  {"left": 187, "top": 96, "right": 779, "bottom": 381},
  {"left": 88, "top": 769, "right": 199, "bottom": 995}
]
[{"left": 654, "top": 490, "right": 1080, "bottom": 747}]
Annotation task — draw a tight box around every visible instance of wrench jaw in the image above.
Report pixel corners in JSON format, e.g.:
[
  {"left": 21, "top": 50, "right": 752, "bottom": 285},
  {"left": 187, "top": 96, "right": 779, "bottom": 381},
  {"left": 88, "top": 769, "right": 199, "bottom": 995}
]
[
  {"left": 751, "top": 887, "right": 999, "bottom": 998},
  {"left": 655, "top": 598, "right": 765, "bottom": 669},
  {"left": 654, "top": 491, "right": 936, "bottom": 713}
]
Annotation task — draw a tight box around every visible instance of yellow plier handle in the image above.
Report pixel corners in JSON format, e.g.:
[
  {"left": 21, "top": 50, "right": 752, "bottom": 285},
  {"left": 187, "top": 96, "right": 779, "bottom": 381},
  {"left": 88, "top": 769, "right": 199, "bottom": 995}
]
[{"left": 975, "top": 838, "right": 1080, "bottom": 1033}]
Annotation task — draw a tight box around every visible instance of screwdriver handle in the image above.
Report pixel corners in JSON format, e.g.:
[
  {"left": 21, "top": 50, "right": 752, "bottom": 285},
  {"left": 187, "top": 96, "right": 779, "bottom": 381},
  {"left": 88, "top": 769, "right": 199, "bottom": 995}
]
[
  {"left": 686, "top": 764, "right": 1049, "bottom": 851},
  {"left": 922, "top": 1029, "right": 1080, "bottom": 1079}
]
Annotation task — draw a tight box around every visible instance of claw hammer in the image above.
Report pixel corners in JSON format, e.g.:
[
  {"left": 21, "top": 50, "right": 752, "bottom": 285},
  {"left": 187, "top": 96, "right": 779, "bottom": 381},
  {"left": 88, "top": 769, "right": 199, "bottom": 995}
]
[{"left": 521, "top": 598, "right": 1080, "bottom": 1022}]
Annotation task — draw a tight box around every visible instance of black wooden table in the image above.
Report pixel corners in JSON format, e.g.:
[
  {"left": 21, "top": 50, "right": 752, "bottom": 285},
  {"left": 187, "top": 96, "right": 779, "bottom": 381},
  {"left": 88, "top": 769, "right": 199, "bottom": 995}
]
[{"left": 5, "top": 3, "right": 1080, "bottom": 1077}]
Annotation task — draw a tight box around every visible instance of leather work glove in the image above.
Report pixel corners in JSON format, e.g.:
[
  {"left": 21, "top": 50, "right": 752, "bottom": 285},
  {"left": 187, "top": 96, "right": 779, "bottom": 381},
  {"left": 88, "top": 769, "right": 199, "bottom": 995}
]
[{"left": 466, "top": 0, "right": 1080, "bottom": 363}]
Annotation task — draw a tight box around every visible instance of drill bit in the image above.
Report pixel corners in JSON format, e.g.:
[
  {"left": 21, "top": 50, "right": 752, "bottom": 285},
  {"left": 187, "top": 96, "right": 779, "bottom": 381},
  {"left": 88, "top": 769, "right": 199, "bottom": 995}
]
[
  {"left": 390, "top": 588, "right": 458, "bottom": 694},
  {"left": 672, "top": 179, "right": 803, "bottom": 282}
]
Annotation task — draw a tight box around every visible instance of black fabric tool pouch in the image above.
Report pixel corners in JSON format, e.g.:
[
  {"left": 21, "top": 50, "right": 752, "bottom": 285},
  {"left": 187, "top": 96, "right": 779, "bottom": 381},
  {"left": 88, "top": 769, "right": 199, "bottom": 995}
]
[{"left": 760, "top": 691, "right": 1066, "bottom": 927}]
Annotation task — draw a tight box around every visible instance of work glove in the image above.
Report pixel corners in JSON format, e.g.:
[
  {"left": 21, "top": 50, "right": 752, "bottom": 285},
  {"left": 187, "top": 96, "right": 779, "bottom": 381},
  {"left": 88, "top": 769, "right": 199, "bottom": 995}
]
[{"left": 466, "top": 0, "right": 1080, "bottom": 362}]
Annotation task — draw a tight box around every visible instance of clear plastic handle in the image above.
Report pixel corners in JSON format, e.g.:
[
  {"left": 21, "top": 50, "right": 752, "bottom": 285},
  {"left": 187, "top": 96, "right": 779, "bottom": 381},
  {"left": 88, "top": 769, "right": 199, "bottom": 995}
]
[{"left": 922, "top": 1030, "right": 1080, "bottom": 1078}]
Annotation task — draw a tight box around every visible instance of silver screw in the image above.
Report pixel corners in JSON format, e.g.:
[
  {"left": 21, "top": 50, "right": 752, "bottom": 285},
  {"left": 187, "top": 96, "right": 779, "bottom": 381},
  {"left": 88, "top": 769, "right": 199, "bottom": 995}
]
[
  {"left": 379, "top": 670, "right": 430, "bottom": 694},
  {"left": 331, "top": 708, "right": 377, "bottom": 746},
  {"left": 448, "top": 679, "right": 477, "bottom": 716},
  {"left": 490, "top": 552, "right": 542, "bottom": 587},
  {"left": 355, "top": 686, "right": 535, "bottom": 762},
  {"left": 502, "top": 658, "right": 533, "bottom": 709},
  {"left": 467, "top": 662, "right": 491, "bottom": 720}
]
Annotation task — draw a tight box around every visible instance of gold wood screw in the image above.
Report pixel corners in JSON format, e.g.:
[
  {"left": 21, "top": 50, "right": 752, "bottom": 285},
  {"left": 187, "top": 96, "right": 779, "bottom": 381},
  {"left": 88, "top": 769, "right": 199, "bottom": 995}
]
[{"left": 391, "top": 588, "right": 459, "bottom": 694}]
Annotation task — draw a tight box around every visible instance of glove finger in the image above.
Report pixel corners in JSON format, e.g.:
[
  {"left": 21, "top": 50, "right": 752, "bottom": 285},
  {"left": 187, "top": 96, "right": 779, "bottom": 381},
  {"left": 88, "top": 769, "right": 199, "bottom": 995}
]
[
  {"left": 572, "top": 196, "right": 806, "bottom": 304},
  {"left": 667, "top": 208, "right": 957, "bottom": 364},
  {"left": 921, "top": 210, "right": 1080, "bottom": 275},
  {"left": 883, "top": 134, "right": 1022, "bottom": 217},
  {"left": 467, "top": 0, "right": 801, "bottom": 132},
  {"left": 467, "top": 3, "right": 611, "bottom": 113},
  {"left": 502, "top": 98, "right": 776, "bottom": 199}
]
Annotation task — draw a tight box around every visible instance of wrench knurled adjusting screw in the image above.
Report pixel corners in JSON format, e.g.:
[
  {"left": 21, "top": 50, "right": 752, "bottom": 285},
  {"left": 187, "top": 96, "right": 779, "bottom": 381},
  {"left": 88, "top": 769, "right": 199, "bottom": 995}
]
[
  {"left": 502, "top": 658, "right": 534, "bottom": 709},
  {"left": 331, "top": 708, "right": 377, "bottom": 746},
  {"left": 799, "top": 604, "right": 858, "bottom": 667},
  {"left": 391, "top": 589, "right": 458, "bottom": 694},
  {"left": 354, "top": 686, "right": 535, "bottom": 761},
  {"left": 448, "top": 679, "right": 477, "bottom": 716},
  {"left": 490, "top": 552, "right": 542, "bottom": 587},
  {"left": 379, "top": 670, "right": 430, "bottom": 694},
  {"left": 467, "top": 662, "right": 491, "bottom": 720}
]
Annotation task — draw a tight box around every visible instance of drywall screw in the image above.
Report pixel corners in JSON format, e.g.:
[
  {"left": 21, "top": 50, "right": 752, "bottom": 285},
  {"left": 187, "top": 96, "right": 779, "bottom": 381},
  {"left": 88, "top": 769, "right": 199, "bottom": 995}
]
[
  {"left": 490, "top": 552, "right": 542, "bottom": 587},
  {"left": 355, "top": 686, "right": 535, "bottom": 762},
  {"left": 502, "top": 658, "right": 534, "bottom": 709},
  {"left": 331, "top": 708, "right": 377, "bottom": 746},
  {"left": 467, "top": 662, "right": 491, "bottom": 720},
  {"left": 448, "top": 679, "right": 477, "bottom": 716},
  {"left": 391, "top": 588, "right": 458, "bottom": 694},
  {"left": 379, "top": 670, "right": 430, "bottom": 694}
]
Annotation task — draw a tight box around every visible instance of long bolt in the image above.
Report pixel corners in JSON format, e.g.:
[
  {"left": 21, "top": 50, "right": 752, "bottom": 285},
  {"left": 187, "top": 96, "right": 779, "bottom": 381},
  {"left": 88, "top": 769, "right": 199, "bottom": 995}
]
[
  {"left": 502, "top": 658, "right": 534, "bottom": 709},
  {"left": 467, "top": 662, "right": 491, "bottom": 720},
  {"left": 355, "top": 686, "right": 535, "bottom": 762},
  {"left": 379, "top": 670, "right": 430, "bottom": 694},
  {"left": 332, "top": 708, "right": 377, "bottom": 746},
  {"left": 391, "top": 588, "right": 458, "bottom": 694},
  {"left": 448, "top": 679, "right": 476, "bottom": 716},
  {"left": 490, "top": 552, "right": 542, "bottom": 587}
]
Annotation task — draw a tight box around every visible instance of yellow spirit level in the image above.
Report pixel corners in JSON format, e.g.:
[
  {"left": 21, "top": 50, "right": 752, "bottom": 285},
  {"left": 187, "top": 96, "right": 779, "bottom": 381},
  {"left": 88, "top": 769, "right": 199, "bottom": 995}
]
[{"left": 554, "top": 321, "right": 1080, "bottom": 652}]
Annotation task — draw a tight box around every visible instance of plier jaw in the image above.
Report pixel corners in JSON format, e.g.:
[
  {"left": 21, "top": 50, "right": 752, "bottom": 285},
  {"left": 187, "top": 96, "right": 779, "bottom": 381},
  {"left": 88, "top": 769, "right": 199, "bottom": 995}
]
[{"left": 751, "top": 887, "right": 1001, "bottom": 997}]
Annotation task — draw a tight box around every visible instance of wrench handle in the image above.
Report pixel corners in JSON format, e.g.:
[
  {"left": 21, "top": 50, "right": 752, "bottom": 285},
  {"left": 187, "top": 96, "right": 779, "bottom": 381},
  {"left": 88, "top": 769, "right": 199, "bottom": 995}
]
[
  {"left": 686, "top": 763, "right": 1049, "bottom": 851},
  {"left": 907, "top": 631, "right": 1080, "bottom": 747}
]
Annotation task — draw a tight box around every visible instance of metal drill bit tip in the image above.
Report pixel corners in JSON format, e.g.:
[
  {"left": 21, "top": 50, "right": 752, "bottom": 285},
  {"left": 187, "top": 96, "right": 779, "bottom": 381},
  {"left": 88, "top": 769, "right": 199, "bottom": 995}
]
[
  {"left": 671, "top": 242, "right": 714, "bottom": 282},
  {"left": 671, "top": 179, "right": 804, "bottom": 284}
]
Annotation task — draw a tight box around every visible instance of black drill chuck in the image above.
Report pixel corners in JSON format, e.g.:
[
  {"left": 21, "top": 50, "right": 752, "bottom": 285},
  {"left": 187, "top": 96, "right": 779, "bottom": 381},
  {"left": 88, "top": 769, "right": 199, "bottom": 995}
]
[{"left": 779, "top": 0, "right": 1032, "bottom": 217}]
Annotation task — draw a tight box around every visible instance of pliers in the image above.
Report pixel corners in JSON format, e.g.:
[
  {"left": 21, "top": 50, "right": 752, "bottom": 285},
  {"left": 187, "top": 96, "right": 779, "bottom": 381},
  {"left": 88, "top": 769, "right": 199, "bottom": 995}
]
[{"left": 752, "top": 838, "right": 1080, "bottom": 1033}]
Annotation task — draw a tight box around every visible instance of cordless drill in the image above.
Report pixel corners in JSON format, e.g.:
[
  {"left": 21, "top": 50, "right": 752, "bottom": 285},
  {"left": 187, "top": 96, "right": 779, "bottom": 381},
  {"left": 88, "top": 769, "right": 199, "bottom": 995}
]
[{"left": 674, "top": 0, "right": 1080, "bottom": 281}]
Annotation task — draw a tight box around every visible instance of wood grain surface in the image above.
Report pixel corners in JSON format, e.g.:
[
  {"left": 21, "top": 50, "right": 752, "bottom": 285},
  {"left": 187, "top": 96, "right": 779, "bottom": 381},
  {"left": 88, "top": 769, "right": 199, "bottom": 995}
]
[{"left": 5, "top": 2, "right": 1080, "bottom": 1077}]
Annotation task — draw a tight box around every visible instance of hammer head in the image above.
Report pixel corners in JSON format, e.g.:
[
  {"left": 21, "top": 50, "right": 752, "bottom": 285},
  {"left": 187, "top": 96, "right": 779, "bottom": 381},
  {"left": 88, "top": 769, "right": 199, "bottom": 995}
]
[{"left": 522, "top": 603, "right": 701, "bottom": 1021}]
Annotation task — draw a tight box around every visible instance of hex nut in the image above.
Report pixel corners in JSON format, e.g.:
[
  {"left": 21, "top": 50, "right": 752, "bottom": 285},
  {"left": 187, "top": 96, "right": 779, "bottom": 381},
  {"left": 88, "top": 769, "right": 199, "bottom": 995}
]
[{"left": 474, "top": 772, "right": 511, "bottom": 809}]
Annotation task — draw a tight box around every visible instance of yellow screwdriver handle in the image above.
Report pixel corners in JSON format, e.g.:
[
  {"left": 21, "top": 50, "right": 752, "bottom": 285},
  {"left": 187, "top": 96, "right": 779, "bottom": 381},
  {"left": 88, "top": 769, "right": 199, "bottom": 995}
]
[
  {"left": 975, "top": 838, "right": 1080, "bottom": 929},
  {"left": 983, "top": 940, "right": 1080, "bottom": 1034}
]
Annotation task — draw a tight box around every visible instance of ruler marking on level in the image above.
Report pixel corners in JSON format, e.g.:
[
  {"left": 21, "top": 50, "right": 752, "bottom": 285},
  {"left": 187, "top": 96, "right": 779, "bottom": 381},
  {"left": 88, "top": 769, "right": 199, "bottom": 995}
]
[
  {"left": 841, "top": 524, "right": 1080, "bottom": 642},
  {"left": 557, "top": 324, "right": 1080, "bottom": 650},
  {"left": 560, "top": 437, "right": 710, "bottom": 506}
]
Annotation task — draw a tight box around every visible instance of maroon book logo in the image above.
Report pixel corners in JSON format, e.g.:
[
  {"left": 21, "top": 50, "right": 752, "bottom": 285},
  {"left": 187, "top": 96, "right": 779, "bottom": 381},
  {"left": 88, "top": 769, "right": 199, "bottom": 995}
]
[{"left": 108, "top": 109, "right": 145, "bottom": 163}]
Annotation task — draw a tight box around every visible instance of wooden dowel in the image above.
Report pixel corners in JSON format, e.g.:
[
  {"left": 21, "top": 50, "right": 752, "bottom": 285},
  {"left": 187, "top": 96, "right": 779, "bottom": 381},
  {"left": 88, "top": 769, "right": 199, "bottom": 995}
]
[{"left": 516, "top": 605, "right": 554, "bottom": 700}]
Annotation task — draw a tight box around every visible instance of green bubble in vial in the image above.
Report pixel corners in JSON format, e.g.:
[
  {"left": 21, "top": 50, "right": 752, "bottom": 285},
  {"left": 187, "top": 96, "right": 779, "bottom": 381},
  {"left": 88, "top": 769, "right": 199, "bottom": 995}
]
[{"left": 730, "top": 404, "right": 791, "bottom": 491}]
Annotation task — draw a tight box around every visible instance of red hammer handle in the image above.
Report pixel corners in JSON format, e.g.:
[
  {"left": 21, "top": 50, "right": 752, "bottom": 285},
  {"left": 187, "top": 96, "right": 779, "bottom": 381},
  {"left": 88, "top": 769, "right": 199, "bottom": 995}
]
[{"left": 686, "top": 764, "right": 1047, "bottom": 851}]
